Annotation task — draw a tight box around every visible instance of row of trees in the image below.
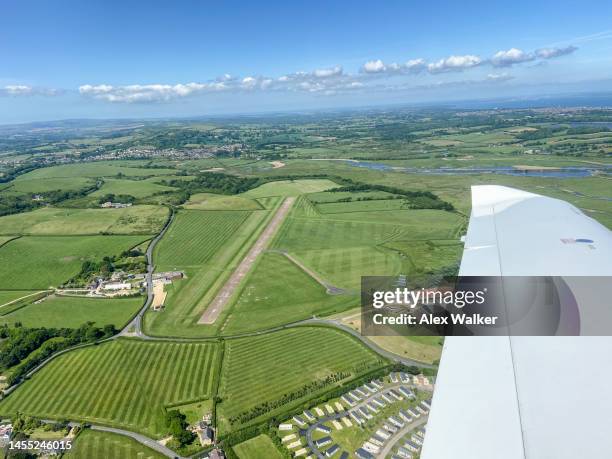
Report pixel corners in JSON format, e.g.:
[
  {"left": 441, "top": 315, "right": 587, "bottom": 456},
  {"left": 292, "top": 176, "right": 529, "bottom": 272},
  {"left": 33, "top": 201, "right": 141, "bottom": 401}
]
[{"left": 329, "top": 183, "right": 455, "bottom": 211}]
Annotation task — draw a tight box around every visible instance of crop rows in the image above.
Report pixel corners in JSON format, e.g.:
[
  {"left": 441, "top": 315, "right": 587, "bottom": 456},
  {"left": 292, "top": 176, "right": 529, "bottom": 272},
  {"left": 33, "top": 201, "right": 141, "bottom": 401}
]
[
  {"left": 155, "top": 210, "right": 251, "bottom": 268},
  {"left": 0, "top": 340, "right": 219, "bottom": 437},
  {"left": 218, "top": 328, "right": 384, "bottom": 423}
]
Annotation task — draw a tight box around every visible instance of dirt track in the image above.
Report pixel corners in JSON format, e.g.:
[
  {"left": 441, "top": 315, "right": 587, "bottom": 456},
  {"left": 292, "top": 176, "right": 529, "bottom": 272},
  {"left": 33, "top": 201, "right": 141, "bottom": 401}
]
[{"left": 198, "top": 197, "right": 295, "bottom": 324}]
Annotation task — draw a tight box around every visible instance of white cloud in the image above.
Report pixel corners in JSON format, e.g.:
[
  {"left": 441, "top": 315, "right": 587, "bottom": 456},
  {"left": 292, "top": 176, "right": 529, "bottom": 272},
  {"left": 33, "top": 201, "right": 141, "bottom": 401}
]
[
  {"left": 79, "top": 82, "right": 225, "bottom": 103},
  {"left": 405, "top": 58, "right": 427, "bottom": 73},
  {"left": 4, "top": 85, "right": 33, "bottom": 95},
  {"left": 428, "top": 55, "right": 482, "bottom": 73},
  {"left": 490, "top": 48, "right": 534, "bottom": 67},
  {"left": 486, "top": 73, "right": 513, "bottom": 81},
  {"left": 75, "top": 41, "right": 578, "bottom": 103},
  {"left": 313, "top": 65, "right": 343, "bottom": 78},
  {"left": 1, "top": 85, "right": 59, "bottom": 96},
  {"left": 535, "top": 45, "right": 578, "bottom": 59},
  {"left": 362, "top": 59, "right": 387, "bottom": 73}
]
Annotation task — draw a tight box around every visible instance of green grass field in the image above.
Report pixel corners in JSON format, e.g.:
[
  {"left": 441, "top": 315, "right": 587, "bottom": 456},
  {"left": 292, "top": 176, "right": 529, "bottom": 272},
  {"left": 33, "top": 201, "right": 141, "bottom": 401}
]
[
  {"left": 66, "top": 429, "right": 164, "bottom": 459},
  {"left": 307, "top": 190, "right": 400, "bottom": 203},
  {"left": 0, "top": 236, "right": 16, "bottom": 247},
  {"left": 217, "top": 327, "right": 386, "bottom": 432},
  {"left": 15, "top": 162, "right": 176, "bottom": 180},
  {"left": 243, "top": 179, "right": 338, "bottom": 198},
  {"left": 155, "top": 210, "right": 251, "bottom": 268},
  {"left": 0, "top": 295, "right": 143, "bottom": 329},
  {"left": 223, "top": 252, "right": 355, "bottom": 334},
  {"left": 233, "top": 434, "right": 284, "bottom": 459},
  {"left": 268, "top": 199, "right": 464, "bottom": 290},
  {"left": 0, "top": 235, "right": 147, "bottom": 289},
  {"left": 8, "top": 176, "right": 96, "bottom": 193},
  {"left": 184, "top": 193, "right": 263, "bottom": 211},
  {"left": 315, "top": 198, "right": 405, "bottom": 213},
  {"left": 90, "top": 178, "right": 176, "bottom": 199},
  {"left": 0, "top": 290, "right": 40, "bottom": 307},
  {"left": 0, "top": 339, "right": 220, "bottom": 437},
  {"left": 0, "top": 205, "right": 168, "bottom": 235}
]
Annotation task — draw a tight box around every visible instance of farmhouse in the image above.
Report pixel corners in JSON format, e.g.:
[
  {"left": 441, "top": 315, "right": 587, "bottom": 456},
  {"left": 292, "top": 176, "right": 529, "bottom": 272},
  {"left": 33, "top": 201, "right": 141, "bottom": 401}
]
[
  {"left": 197, "top": 426, "right": 214, "bottom": 446},
  {"left": 103, "top": 282, "right": 131, "bottom": 291}
]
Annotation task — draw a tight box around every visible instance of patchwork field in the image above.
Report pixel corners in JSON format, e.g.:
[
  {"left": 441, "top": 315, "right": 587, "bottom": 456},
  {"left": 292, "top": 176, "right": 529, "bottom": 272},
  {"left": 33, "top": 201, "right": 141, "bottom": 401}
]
[
  {"left": 0, "top": 339, "right": 220, "bottom": 437},
  {"left": 233, "top": 434, "right": 284, "bottom": 459},
  {"left": 0, "top": 295, "right": 143, "bottom": 329},
  {"left": 65, "top": 429, "right": 164, "bottom": 459},
  {"left": 0, "top": 235, "right": 147, "bottom": 289},
  {"left": 217, "top": 327, "right": 386, "bottom": 432},
  {"left": 0, "top": 205, "right": 168, "bottom": 235}
]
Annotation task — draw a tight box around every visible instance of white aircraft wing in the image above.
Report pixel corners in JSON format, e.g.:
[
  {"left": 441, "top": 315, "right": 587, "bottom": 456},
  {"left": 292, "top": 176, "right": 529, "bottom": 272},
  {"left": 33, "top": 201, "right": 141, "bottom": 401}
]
[{"left": 421, "top": 185, "right": 612, "bottom": 459}]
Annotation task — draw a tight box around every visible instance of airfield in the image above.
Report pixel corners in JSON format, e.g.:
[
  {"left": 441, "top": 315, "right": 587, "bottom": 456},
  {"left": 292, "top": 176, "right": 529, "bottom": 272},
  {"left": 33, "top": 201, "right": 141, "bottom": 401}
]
[{"left": 0, "top": 110, "right": 611, "bottom": 457}]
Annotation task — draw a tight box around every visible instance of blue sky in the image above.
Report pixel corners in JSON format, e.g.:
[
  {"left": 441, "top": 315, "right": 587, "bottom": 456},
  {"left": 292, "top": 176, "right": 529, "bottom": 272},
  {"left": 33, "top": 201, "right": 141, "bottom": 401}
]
[{"left": 1, "top": 0, "right": 612, "bottom": 123}]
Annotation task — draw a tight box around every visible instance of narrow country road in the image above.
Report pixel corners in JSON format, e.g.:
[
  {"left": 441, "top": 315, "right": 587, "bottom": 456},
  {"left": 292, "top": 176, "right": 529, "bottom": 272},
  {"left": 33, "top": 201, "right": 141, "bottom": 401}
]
[
  {"left": 198, "top": 196, "right": 295, "bottom": 324},
  {"left": 120, "top": 207, "right": 175, "bottom": 337}
]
